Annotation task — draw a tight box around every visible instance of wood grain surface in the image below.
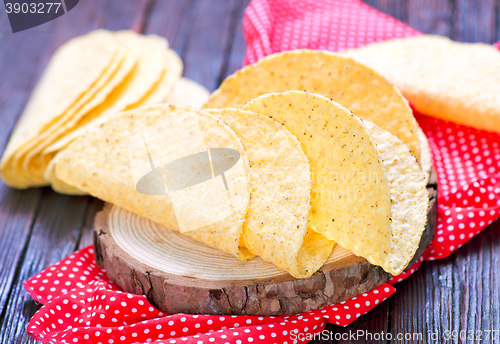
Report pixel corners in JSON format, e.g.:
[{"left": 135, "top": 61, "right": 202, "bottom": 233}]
[{"left": 0, "top": 0, "right": 498, "bottom": 343}]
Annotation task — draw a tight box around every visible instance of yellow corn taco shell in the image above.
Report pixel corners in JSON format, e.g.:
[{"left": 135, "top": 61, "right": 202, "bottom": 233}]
[
  {"left": 205, "top": 108, "right": 333, "bottom": 278},
  {"left": 18, "top": 30, "right": 142, "bottom": 186},
  {"left": 363, "top": 121, "right": 429, "bottom": 274},
  {"left": 343, "top": 35, "right": 500, "bottom": 133},
  {"left": 53, "top": 104, "right": 252, "bottom": 260},
  {"left": 206, "top": 49, "right": 420, "bottom": 163},
  {"left": 418, "top": 126, "right": 432, "bottom": 184},
  {"left": 166, "top": 77, "right": 210, "bottom": 109},
  {"left": 41, "top": 43, "right": 183, "bottom": 192},
  {"left": 44, "top": 74, "right": 209, "bottom": 197},
  {"left": 244, "top": 91, "right": 395, "bottom": 273},
  {"left": 1, "top": 29, "right": 120, "bottom": 187}
]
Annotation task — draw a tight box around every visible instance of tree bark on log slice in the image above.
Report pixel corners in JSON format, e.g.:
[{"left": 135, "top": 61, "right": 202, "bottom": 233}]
[{"left": 94, "top": 168, "right": 437, "bottom": 316}]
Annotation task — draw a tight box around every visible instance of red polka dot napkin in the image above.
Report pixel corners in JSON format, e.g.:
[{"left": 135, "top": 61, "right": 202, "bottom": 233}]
[
  {"left": 416, "top": 114, "right": 500, "bottom": 259},
  {"left": 242, "top": 0, "right": 420, "bottom": 66},
  {"left": 24, "top": 1, "right": 500, "bottom": 343},
  {"left": 24, "top": 246, "right": 395, "bottom": 344}
]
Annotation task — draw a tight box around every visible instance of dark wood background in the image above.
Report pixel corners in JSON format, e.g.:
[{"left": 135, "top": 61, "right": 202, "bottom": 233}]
[{"left": 0, "top": 1, "right": 499, "bottom": 343}]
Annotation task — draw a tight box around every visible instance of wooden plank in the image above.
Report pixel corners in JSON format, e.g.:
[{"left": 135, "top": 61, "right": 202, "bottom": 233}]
[
  {"left": 0, "top": 188, "right": 41, "bottom": 320},
  {"left": 498, "top": 2, "right": 500, "bottom": 44},
  {"left": 0, "top": 2, "right": 11, "bottom": 33},
  {"left": 387, "top": 260, "right": 452, "bottom": 343},
  {"left": 0, "top": 17, "right": 60, "bottom": 335},
  {"left": 484, "top": 221, "right": 500, "bottom": 339},
  {"left": 143, "top": 0, "right": 196, "bottom": 56},
  {"left": 452, "top": 0, "right": 499, "bottom": 43},
  {"left": 367, "top": 0, "right": 500, "bottom": 43},
  {"left": 365, "top": 0, "right": 455, "bottom": 37},
  {"left": 181, "top": 0, "right": 242, "bottom": 91},
  {"left": 0, "top": 191, "right": 91, "bottom": 343},
  {"left": 388, "top": 222, "right": 500, "bottom": 343},
  {"left": 145, "top": 0, "right": 249, "bottom": 89},
  {"left": 406, "top": 0, "right": 455, "bottom": 37},
  {"left": 220, "top": 0, "right": 252, "bottom": 78},
  {"left": 77, "top": 198, "right": 105, "bottom": 250},
  {"left": 363, "top": 0, "right": 407, "bottom": 24},
  {"left": 100, "top": 0, "right": 154, "bottom": 32}
]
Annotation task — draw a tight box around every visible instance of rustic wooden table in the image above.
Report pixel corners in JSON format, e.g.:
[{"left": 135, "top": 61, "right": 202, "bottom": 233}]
[{"left": 0, "top": 1, "right": 499, "bottom": 343}]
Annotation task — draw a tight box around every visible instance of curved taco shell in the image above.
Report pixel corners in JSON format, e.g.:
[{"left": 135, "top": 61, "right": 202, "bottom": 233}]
[
  {"left": 54, "top": 104, "right": 252, "bottom": 260},
  {"left": 245, "top": 91, "right": 394, "bottom": 273},
  {"left": 205, "top": 108, "right": 333, "bottom": 278},
  {"left": 206, "top": 49, "right": 420, "bottom": 163},
  {"left": 1, "top": 30, "right": 120, "bottom": 187},
  {"left": 364, "top": 121, "right": 429, "bottom": 274},
  {"left": 42, "top": 44, "right": 183, "bottom": 193},
  {"left": 343, "top": 35, "right": 500, "bottom": 134}
]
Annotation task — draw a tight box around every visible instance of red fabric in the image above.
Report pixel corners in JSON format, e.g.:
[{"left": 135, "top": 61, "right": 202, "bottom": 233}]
[
  {"left": 24, "top": 1, "right": 500, "bottom": 343},
  {"left": 24, "top": 246, "right": 395, "bottom": 343},
  {"left": 416, "top": 114, "right": 500, "bottom": 259},
  {"left": 242, "top": 0, "right": 420, "bottom": 65}
]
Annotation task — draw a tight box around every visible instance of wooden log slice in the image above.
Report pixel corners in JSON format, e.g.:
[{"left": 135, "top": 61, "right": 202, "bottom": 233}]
[{"left": 94, "top": 168, "right": 437, "bottom": 316}]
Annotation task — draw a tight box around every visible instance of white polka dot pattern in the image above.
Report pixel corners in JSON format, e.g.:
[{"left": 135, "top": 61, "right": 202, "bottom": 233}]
[
  {"left": 242, "top": 0, "right": 420, "bottom": 65},
  {"left": 24, "top": 246, "right": 395, "bottom": 343},
  {"left": 416, "top": 113, "right": 500, "bottom": 260}
]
